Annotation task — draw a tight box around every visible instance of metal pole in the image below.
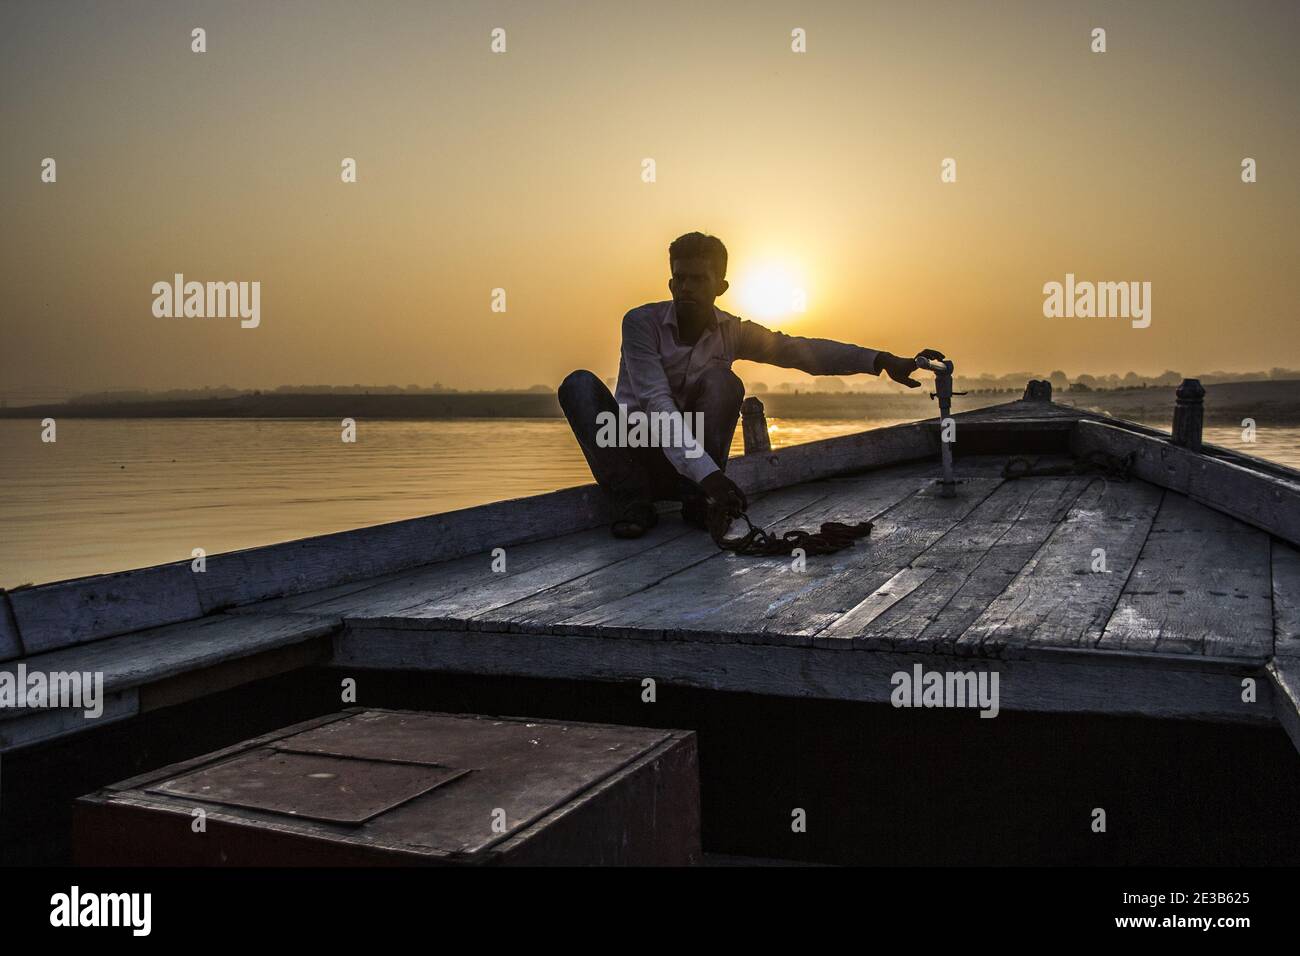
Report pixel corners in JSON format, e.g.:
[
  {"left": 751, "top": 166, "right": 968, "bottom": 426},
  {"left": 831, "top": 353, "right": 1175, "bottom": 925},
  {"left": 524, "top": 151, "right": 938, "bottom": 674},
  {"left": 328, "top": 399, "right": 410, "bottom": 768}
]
[{"left": 915, "top": 354, "right": 963, "bottom": 497}]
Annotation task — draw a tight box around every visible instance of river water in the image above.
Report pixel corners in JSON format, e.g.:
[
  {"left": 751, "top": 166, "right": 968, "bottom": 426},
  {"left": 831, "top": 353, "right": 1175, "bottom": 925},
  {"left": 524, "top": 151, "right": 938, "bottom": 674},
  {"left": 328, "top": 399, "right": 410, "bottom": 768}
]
[{"left": 1, "top": 418, "right": 1295, "bottom": 588}]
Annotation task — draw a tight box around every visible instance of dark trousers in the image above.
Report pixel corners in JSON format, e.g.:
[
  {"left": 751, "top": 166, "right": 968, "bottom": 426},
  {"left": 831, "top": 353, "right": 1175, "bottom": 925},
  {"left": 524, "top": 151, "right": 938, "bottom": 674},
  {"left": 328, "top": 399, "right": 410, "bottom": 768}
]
[{"left": 558, "top": 367, "right": 744, "bottom": 504}]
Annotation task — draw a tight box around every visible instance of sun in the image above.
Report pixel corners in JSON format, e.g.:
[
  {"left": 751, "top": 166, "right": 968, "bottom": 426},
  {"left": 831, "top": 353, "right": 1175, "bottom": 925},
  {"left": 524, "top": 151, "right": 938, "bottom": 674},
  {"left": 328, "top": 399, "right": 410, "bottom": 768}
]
[{"left": 733, "top": 260, "right": 808, "bottom": 324}]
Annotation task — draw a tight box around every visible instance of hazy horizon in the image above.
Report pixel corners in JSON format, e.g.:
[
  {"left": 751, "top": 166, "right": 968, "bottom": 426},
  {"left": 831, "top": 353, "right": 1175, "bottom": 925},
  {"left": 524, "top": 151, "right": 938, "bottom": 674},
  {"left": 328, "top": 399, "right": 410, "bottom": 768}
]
[
  {"left": 4, "top": 0, "right": 1298, "bottom": 396},
  {"left": 7, "top": 365, "right": 1300, "bottom": 408}
]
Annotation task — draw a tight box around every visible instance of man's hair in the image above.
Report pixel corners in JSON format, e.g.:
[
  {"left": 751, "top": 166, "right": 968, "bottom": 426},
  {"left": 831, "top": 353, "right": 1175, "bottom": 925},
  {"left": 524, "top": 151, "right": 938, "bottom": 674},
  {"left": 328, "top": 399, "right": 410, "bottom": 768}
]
[{"left": 669, "top": 232, "right": 727, "bottom": 280}]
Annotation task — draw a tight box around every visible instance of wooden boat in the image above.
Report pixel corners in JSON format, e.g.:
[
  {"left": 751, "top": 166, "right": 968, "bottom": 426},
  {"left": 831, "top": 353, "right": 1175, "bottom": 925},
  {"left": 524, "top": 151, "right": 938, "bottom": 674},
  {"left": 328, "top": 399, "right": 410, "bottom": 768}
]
[{"left": 3, "top": 379, "right": 1299, "bottom": 865}]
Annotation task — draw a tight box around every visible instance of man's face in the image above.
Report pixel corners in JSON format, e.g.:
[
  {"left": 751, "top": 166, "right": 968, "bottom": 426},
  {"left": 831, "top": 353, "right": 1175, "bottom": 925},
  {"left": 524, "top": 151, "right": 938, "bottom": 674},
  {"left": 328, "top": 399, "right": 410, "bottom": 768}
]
[{"left": 669, "top": 257, "right": 728, "bottom": 322}]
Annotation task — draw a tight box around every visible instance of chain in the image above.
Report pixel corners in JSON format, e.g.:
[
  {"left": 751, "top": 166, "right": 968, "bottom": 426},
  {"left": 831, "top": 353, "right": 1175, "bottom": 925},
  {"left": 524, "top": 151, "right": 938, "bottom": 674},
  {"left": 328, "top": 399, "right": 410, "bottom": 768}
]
[
  {"left": 1002, "top": 450, "right": 1134, "bottom": 481},
  {"left": 708, "top": 505, "right": 873, "bottom": 557}
]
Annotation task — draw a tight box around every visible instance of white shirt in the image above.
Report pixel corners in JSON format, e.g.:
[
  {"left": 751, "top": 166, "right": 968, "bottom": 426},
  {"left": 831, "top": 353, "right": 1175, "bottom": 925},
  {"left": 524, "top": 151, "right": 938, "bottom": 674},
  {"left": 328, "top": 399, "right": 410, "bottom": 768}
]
[{"left": 615, "top": 300, "right": 882, "bottom": 482}]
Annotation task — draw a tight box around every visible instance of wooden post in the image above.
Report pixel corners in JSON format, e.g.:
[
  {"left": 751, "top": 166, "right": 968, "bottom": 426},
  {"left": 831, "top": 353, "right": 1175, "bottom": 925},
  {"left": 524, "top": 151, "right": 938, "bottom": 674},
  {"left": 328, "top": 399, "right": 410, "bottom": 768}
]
[
  {"left": 741, "top": 396, "right": 771, "bottom": 454},
  {"left": 1172, "top": 378, "right": 1205, "bottom": 450},
  {"left": 1023, "top": 380, "right": 1052, "bottom": 402}
]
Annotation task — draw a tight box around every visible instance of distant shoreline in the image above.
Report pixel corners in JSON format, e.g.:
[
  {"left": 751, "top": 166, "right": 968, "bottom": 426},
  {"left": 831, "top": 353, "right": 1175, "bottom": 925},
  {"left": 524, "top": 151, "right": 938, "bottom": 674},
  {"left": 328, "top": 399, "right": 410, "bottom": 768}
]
[{"left": 2, "top": 380, "right": 1297, "bottom": 426}]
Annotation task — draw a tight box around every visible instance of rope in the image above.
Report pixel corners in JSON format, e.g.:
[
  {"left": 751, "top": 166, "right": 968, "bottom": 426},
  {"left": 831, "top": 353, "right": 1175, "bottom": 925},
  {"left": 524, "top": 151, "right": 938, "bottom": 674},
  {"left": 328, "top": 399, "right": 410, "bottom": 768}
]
[
  {"left": 708, "top": 504, "right": 873, "bottom": 557},
  {"left": 1002, "top": 450, "right": 1134, "bottom": 481},
  {"left": 704, "top": 448, "right": 1130, "bottom": 557}
]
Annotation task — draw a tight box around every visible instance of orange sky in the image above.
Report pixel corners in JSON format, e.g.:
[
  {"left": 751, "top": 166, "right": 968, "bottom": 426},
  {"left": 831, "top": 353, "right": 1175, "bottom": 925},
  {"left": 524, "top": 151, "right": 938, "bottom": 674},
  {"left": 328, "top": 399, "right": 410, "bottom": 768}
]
[{"left": 2, "top": 0, "right": 1297, "bottom": 396}]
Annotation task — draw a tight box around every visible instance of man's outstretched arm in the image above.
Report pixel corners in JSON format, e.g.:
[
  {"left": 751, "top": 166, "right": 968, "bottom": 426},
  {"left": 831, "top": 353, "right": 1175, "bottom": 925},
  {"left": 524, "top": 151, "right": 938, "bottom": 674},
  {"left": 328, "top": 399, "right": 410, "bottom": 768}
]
[{"left": 734, "top": 318, "right": 943, "bottom": 388}]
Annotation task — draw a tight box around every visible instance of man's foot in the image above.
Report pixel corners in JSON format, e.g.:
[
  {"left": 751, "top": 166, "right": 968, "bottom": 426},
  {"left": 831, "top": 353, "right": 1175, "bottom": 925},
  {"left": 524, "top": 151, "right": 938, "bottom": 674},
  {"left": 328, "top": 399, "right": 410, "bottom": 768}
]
[
  {"left": 611, "top": 499, "right": 658, "bottom": 539},
  {"left": 680, "top": 495, "right": 709, "bottom": 529}
]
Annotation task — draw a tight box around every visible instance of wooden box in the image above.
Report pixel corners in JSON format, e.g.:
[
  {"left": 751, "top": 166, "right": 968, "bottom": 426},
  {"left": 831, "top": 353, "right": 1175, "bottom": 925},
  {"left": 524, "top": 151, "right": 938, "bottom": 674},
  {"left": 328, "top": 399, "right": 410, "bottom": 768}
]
[{"left": 73, "top": 708, "right": 700, "bottom": 866}]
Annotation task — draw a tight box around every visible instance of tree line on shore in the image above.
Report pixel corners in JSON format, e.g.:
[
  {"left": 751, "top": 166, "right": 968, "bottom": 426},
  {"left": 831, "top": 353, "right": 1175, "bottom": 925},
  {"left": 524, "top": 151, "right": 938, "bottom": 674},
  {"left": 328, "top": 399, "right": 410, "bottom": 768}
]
[{"left": 4, "top": 368, "right": 1297, "bottom": 409}]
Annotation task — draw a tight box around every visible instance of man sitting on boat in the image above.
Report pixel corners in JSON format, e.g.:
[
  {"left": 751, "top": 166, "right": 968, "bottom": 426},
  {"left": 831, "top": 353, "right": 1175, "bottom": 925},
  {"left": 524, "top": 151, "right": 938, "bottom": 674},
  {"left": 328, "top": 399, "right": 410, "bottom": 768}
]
[{"left": 559, "top": 231, "right": 944, "bottom": 538}]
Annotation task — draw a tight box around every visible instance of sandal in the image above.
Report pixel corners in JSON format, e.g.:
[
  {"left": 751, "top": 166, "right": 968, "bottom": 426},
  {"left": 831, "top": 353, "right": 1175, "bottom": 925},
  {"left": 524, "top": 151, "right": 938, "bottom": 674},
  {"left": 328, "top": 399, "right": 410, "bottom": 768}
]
[
  {"left": 679, "top": 495, "right": 709, "bottom": 529},
  {"left": 610, "top": 499, "right": 658, "bottom": 539}
]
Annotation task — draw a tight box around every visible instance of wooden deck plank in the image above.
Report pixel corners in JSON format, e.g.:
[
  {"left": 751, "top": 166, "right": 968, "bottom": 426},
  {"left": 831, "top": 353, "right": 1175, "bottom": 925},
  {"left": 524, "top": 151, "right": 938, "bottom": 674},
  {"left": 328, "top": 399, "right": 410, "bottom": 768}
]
[
  {"left": 1273, "top": 539, "right": 1300, "bottom": 659},
  {"left": 280, "top": 521, "right": 696, "bottom": 627},
  {"left": 332, "top": 485, "right": 901, "bottom": 628},
  {"left": 0, "top": 591, "right": 21, "bottom": 661},
  {"left": 470, "top": 482, "right": 835, "bottom": 635},
  {"left": 556, "top": 456, "right": 1025, "bottom": 644},
  {"left": 1146, "top": 491, "right": 1260, "bottom": 536},
  {"left": 416, "top": 488, "right": 835, "bottom": 631},
  {"left": 0, "top": 612, "right": 340, "bottom": 700},
  {"left": 555, "top": 462, "right": 947, "bottom": 643},
  {"left": 725, "top": 477, "right": 1007, "bottom": 643},
  {"left": 953, "top": 399, "right": 1092, "bottom": 422},
  {"left": 814, "top": 566, "right": 940, "bottom": 641},
  {"left": 195, "top": 484, "right": 611, "bottom": 612},
  {"left": 0, "top": 690, "right": 138, "bottom": 752},
  {"left": 233, "top": 487, "right": 817, "bottom": 624},
  {"left": 1097, "top": 495, "right": 1273, "bottom": 657},
  {"left": 9, "top": 562, "right": 203, "bottom": 654},
  {"left": 955, "top": 479, "right": 1165, "bottom": 654},
  {"left": 246, "top": 457, "right": 1004, "bottom": 633},
  {"left": 826, "top": 476, "right": 1095, "bottom": 650},
  {"left": 238, "top": 523, "right": 681, "bottom": 618},
  {"left": 225, "top": 562, "right": 435, "bottom": 616},
  {"left": 335, "top": 625, "right": 1270, "bottom": 725},
  {"left": 1072, "top": 419, "right": 1300, "bottom": 546},
  {"left": 1267, "top": 657, "right": 1300, "bottom": 756},
  {"left": 0, "top": 612, "right": 339, "bottom": 752}
]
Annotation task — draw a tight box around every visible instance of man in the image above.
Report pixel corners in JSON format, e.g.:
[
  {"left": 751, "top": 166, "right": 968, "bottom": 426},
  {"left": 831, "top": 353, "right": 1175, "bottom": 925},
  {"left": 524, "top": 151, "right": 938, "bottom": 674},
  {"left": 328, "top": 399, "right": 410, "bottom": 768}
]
[{"left": 559, "top": 232, "right": 944, "bottom": 538}]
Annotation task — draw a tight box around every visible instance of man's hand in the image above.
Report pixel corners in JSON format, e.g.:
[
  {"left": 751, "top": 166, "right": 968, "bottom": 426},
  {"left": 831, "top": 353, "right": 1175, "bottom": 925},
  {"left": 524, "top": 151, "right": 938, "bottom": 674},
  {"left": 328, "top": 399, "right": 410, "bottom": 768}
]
[
  {"left": 699, "top": 471, "right": 747, "bottom": 517},
  {"left": 874, "top": 349, "right": 946, "bottom": 388}
]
